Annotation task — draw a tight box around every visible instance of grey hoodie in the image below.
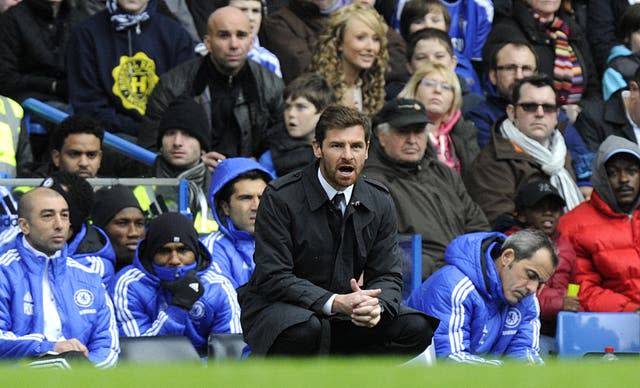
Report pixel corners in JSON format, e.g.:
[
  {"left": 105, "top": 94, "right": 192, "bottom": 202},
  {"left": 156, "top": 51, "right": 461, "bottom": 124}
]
[{"left": 591, "top": 135, "right": 640, "bottom": 214}]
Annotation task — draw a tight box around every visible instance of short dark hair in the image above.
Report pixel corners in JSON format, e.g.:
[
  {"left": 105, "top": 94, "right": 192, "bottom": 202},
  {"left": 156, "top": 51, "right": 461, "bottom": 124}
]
[
  {"left": 511, "top": 74, "right": 556, "bottom": 104},
  {"left": 284, "top": 73, "right": 337, "bottom": 112},
  {"left": 501, "top": 229, "right": 558, "bottom": 267},
  {"left": 399, "top": 0, "right": 450, "bottom": 41},
  {"left": 50, "top": 114, "right": 105, "bottom": 152},
  {"left": 215, "top": 170, "right": 272, "bottom": 209},
  {"left": 619, "top": 4, "right": 640, "bottom": 44},
  {"left": 488, "top": 41, "right": 538, "bottom": 71},
  {"left": 406, "top": 28, "right": 453, "bottom": 62},
  {"left": 314, "top": 104, "right": 371, "bottom": 146}
]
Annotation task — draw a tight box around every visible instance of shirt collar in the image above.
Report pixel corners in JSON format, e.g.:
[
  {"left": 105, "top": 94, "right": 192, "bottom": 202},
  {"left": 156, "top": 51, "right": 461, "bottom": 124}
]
[{"left": 317, "top": 168, "right": 353, "bottom": 206}]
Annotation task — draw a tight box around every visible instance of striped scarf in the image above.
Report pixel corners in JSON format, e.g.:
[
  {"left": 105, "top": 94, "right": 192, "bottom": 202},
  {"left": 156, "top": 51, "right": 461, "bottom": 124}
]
[{"left": 536, "top": 13, "right": 584, "bottom": 105}]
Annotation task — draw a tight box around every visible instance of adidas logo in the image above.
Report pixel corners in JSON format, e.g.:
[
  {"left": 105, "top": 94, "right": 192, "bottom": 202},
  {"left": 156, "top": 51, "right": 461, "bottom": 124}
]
[{"left": 189, "top": 283, "right": 199, "bottom": 293}]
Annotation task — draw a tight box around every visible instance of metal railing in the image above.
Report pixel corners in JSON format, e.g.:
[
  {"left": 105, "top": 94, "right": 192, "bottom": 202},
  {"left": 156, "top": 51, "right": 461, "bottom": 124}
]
[{"left": 21, "top": 98, "right": 157, "bottom": 166}]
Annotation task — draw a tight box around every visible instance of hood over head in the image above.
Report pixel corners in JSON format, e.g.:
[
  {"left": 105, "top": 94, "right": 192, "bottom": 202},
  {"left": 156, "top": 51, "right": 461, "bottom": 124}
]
[{"left": 591, "top": 135, "right": 640, "bottom": 213}]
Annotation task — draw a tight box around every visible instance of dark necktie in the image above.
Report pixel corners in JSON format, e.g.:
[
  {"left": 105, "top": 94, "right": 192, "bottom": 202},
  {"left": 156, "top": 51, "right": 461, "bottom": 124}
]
[{"left": 332, "top": 193, "right": 345, "bottom": 215}]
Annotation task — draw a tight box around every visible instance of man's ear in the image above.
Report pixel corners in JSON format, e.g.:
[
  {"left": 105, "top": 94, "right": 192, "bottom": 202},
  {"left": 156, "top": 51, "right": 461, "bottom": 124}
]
[
  {"left": 51, "top": 149, "right": 61, "bottom": 168},
  {"left": 488, "top": 70, "right": 497, "bottom": 86},
  {"left": 221, "top": 201, "right": 230, "bottom": 217},
  {"left": 501, "top": 248, "right": 515, "bottom": 268},
  {"left": 18, "top": 217, "right": 29, "bottom": 235},
  {"left": 312, "top": 138, "right": 322, "bottom": 159},
  {"left": 506, "top": 104, "right": 516, "bottom": 122}
]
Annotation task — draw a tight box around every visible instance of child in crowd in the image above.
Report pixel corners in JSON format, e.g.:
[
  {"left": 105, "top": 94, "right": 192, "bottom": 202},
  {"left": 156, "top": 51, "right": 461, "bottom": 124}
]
[
  {"left": 602, "top": 4, "right": 640, "bottom": 100},
  {"left": 507, "top": 181, "right": 581, "bottom": 342},
  {"left": 259, "top": 73, "right": 336, "bottom": 177}
]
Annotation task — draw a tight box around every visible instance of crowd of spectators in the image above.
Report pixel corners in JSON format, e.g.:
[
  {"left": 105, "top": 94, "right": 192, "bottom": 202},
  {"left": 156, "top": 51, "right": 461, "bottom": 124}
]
[{"left": 1, "top": 0, "right": 639, "bottom": 367}]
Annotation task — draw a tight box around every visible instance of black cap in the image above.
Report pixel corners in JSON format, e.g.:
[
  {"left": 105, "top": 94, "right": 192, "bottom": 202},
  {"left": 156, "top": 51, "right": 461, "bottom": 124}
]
[
  {"left": 157, "top": 97, "right": 211, "bottom": 151},
  {"left": 515, "top": 181, "right": 566, "bottom": 209},
  {"left": 375, "top": 98, "right": 431, "bottom": 129},
  {"left": 140, "top": 212, "right": 200, "bottom": 261},
  {"left": 92, "top": 185, "right": 142, "bottom": 228}
]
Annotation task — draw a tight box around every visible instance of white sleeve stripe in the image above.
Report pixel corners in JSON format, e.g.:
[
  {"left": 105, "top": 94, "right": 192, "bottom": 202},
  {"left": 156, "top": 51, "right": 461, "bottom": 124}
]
[
  {"left": 0, "top": 249, "right": 20, "bottom": 266},
  {"left": 202, "top": 271, "right": 242, "bottom": 333},
  {"left": 94, "top": 291, "right": 119, "bottom": 368},
  {"left": 448, "top": 277, "right": 475, "bottom": 355},
  {"left": 142, "top": 311, "right": 168, "bottom": 336},
  {"left": 113, "top": 269, "right": 146, "bottom": 337}
]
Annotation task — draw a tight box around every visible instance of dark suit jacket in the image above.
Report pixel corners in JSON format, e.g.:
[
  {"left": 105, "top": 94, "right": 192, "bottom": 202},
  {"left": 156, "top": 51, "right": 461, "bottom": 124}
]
[{"left": 238, "top": 162, "right": 403, "bottom": 354}]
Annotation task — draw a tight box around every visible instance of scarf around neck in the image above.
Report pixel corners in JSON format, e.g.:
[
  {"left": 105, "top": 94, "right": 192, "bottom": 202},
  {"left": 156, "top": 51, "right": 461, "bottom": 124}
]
[
  {"left": 534, "top": 12, "right": 584, "bottom": 105},
  {"left": 107, "top": 0, "right": 154, "bottom": 31},
  {"left": 428, "top": 109, "right": 461, "bottom": 173},
  {"left": 500, "top": 118, "right": 583, "bottom": 210}
]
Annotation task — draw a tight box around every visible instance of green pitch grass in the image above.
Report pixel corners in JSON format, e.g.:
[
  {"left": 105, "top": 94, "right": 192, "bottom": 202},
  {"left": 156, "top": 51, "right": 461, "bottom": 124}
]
[{"left": 1, "top": 357, "right": 637, "bottom": 387}]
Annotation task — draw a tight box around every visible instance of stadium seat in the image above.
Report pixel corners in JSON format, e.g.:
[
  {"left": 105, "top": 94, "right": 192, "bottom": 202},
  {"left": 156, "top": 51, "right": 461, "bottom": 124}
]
[
  {"left": 555, "top": 312, "right": 640, "bottom": 358},
  {"left": 398, "top": 234, "right": 422, "bottom": 302},
  {"left": 119, "top": 336, "right": 202, "bottom": 364},
  {"left": 208, "top": 333, "right": 248, "bottom": 361}
]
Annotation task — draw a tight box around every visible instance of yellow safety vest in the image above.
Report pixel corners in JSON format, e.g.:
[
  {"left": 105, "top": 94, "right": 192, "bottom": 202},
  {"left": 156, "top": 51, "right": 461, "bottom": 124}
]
[
  {"left": 133, "top": 185, "right": 218, "bottom": 234},
  {"left": 0, "top": 96, "right": 23, "bottom": 178}
]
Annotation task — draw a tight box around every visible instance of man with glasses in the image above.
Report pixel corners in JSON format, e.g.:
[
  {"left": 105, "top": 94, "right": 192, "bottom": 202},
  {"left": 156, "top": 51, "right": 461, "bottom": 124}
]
[
  {"left": 464, "top": 75, "right": 584, "bottom": 229},
  {"left": 465, "top": 41, "right": 538, "bottom": 147}
]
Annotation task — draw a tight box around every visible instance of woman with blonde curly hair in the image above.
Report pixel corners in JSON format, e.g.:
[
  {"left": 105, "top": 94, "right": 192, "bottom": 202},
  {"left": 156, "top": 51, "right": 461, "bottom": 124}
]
[
  {"left": 309, "top": 3, "right": 388, "bottom": 115},
  {"left": 400, "top": 62, "right": 479, "bottom": 176}
]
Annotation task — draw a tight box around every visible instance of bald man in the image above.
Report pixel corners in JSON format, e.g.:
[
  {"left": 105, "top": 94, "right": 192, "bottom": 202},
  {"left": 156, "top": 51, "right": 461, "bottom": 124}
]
[
  {"left": 141, "top": 6, "right": 285, "bottom": 172},
  {"left": 0, "top": 188, "right": 118, "bottom": 366}
]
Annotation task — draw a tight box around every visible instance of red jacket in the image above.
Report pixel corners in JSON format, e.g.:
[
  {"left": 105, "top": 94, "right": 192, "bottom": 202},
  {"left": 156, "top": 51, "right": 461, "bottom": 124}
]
[{"left": 557, "top": 192, "right": 640, "bottom": 312}]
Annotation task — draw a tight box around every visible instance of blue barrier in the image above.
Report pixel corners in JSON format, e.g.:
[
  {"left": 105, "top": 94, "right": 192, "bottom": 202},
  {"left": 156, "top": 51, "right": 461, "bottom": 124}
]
[{"left": 21, "top": 98, "right": 157, "bottom": 166}]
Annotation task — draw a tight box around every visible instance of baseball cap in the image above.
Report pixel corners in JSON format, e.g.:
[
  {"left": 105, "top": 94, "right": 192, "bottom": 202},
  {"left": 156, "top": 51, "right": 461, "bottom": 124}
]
[
  {"left": 515, "top": 181, "right": 566, "bottom": 209},
  {"left": 375, "top": 98, "right": 431, "bottom": 129}
]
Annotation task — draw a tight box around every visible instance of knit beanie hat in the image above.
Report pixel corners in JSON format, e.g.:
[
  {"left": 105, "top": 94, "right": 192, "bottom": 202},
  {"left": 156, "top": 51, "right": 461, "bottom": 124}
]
[
  {"left": 157, "top": 97, "right": 211, "bottom": 151},
  {"left": 41, "top": 172, "right": 94, "bottom": 235},
  {"left": 92, "top": 185, "right": 142, "bottom": 228},
  {"left": 139, "top": 212, "right": 200, "bottom": 262}
]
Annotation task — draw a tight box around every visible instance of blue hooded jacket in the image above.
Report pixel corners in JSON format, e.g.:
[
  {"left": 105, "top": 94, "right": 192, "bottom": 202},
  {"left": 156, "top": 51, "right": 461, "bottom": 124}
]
[
  {"left": 406, "top": 232, "right": 544, "bottom": 364},
  {"left": 67, "top": 223, "right": 116, "bottom": 289},
  {"left": 201, "top": 158, "right": 273, "bottom": 289},
  {"left": 111, "top": 232, "right": 241, "bottom": 355}
]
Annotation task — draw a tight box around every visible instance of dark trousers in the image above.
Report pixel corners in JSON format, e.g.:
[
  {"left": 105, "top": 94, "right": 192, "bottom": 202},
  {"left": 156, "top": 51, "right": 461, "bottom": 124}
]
[{"left": 268, "top": 312, "right": 434, "bottom": 357}]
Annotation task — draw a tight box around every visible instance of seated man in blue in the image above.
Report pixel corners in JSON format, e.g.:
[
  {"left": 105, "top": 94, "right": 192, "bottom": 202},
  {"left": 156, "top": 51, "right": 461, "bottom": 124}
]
[
  {"left": 202, "top": 157, "right": 273, "bottom": 289},
  {"left": 47, "top": 172, "right": 116, "bottom": 288},
  {"left": 0, "top": 187, "right": 118, "bottom": 367},
  {"left": 407, "top": 229, "right": 557, "bottom": 364},
  {"left": 112, "top": 212, "right": 240, "bottom": 356}
]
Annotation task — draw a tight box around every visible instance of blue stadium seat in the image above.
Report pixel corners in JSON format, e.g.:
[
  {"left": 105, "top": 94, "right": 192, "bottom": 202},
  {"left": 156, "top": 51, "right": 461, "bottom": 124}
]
[
  {"left": 555, "top": 312, "right": 640, "bottom": 358},
  {"left": 398, "top": 234, "right": 422, "bottom": 302}
]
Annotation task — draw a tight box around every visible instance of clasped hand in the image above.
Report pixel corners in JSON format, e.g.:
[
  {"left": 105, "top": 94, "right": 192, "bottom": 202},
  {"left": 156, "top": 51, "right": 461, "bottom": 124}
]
[{"left": 332, "top": 279, "right": 382, "bottom": 328}]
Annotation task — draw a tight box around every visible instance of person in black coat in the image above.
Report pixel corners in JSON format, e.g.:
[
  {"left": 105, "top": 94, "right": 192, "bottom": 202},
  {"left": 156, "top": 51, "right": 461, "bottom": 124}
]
[
  {"left": 0, "top": 0, "right": 87, "bottom": 103},
  {"left": 238, "top": 105, "right": 437, "bottom": 356}
]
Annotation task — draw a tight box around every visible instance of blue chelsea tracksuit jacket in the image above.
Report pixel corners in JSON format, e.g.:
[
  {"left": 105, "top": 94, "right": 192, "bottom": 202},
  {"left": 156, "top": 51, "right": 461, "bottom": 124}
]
[
  {"left": 0, "top": 235, "right": 119, "bottom": 367},
  {"left": 407, "top": 232, "right": 543, "bottom": 364}
]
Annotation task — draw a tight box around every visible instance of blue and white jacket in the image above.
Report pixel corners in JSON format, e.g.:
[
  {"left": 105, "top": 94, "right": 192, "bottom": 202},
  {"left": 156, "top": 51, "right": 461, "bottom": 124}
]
[
  {"left": 407, "top": 232, "right": 544, "bottom": 364},
  {"left": 201, "top": 157, "right": 273, "bottom": 289},
  {"left": 67, "top": 223, "right": 116, "bottom": 289},
  {"left": 111, "top": 240, "right": 241, "bottom": 355},
  {"left": 0, "top": 236, "right": 119, "bottom": 367}
]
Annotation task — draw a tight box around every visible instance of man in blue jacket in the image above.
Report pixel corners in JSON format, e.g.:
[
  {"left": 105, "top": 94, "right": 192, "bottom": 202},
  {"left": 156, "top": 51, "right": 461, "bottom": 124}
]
[
  {"left": 407, "top": 229, "right": 557, "bottom": 364},
  {"left": 202, "top": 157, "right": 273, "bottom": 289},
  {"left": 0, "top": 187, "right": 119, "bottom": 366},
  {"left": 112, "top": 212, "right": 241, "bottom": 356}
]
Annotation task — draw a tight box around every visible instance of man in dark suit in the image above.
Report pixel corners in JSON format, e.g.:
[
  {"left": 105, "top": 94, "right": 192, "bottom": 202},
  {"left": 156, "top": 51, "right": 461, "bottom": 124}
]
[{"left": 238, "top": 104, "right": 436, "bottom": 356}]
